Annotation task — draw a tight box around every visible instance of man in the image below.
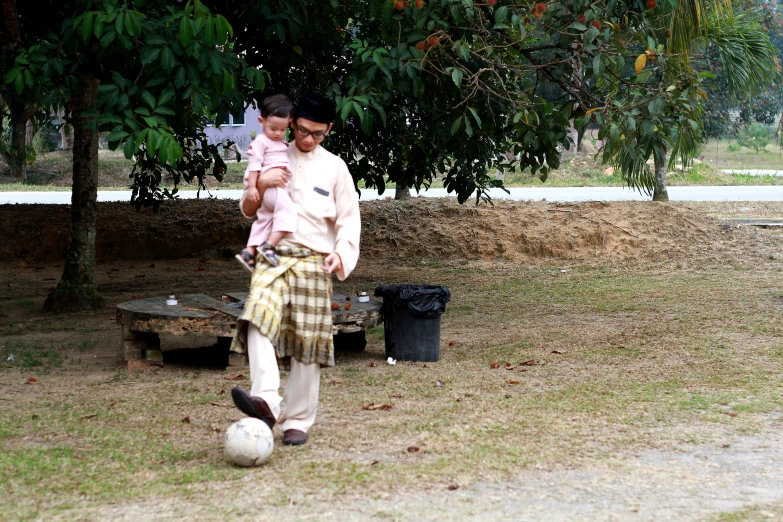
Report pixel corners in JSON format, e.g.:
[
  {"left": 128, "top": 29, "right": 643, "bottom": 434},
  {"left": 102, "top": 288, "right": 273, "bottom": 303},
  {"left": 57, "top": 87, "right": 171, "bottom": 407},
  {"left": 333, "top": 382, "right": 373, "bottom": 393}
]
[{"left": 230, "top": 93, "right": 361, "bottom": 446}]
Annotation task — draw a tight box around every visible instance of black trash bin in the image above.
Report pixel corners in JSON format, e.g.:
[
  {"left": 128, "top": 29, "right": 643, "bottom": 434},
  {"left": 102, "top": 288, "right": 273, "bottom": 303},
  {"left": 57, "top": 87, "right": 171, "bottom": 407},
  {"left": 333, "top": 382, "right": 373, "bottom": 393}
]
[{"left": 374, "top": 285, "right": 451, "bottom": 362}]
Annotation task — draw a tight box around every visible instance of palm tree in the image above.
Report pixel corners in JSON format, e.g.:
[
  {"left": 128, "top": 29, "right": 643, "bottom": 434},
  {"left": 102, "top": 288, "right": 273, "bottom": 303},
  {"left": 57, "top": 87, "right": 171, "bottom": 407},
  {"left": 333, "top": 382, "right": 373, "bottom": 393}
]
[{"left": 650, "top": 5, "right": 778, "bottom": 201}]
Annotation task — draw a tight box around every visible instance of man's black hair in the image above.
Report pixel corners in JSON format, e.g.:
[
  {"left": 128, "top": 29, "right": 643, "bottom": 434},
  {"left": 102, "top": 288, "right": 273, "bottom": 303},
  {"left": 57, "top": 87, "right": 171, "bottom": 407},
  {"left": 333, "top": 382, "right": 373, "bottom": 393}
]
[
  {"left": 260, "top": 94, "right": 293, "bottom": 119},
  {"left": 293, "top": 93, "right": 336, "bottom": 124}
]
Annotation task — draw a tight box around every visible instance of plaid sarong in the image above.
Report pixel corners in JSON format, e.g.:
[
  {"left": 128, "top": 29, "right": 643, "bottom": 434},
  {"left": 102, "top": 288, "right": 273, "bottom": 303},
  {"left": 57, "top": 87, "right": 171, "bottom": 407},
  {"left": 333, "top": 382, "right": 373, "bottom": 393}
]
[{"left": 230, "top": 246, "right": 335, "bottom": 367}]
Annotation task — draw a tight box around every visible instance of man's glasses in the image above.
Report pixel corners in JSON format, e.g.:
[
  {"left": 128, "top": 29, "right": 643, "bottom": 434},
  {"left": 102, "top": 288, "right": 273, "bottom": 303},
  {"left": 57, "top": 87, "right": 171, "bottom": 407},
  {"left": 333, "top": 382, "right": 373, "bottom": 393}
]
[{"left": 294, "top": 126, "right": 328, "bottom": 141}]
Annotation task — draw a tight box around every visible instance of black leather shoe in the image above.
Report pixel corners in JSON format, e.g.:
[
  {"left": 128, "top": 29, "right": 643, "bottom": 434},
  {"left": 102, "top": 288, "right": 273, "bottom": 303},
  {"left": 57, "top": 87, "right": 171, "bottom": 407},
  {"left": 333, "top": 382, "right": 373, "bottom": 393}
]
[
  {"left": 283, "top": 429, "right": 307, "bottom": 446},
  {"left": 231, "top": 387, "right": 275, "bottom": 430}
]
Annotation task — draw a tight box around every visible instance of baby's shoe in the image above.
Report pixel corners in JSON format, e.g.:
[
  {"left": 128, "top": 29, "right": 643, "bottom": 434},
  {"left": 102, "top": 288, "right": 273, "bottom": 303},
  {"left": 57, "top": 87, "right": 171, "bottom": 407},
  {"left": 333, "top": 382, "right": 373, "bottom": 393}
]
[
  {"left": 235, "top": 249, "right": 256, "bottom": 273},
  {"left": 259, "top": 242, "right": 279, "bottom": 267}
]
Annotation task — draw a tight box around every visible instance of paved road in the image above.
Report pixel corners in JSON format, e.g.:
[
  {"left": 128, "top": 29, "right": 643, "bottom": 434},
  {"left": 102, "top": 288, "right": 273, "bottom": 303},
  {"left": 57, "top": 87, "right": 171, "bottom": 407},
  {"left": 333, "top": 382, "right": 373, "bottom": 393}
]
[{"left": 5, "top": 185, "right": 783, "bottom": 204}]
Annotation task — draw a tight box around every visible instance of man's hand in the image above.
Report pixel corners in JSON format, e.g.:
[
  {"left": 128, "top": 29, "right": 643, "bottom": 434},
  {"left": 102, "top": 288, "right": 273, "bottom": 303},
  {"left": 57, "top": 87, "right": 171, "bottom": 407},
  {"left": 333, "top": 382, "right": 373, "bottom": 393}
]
[
  {"left": 260, "top": 167, "right": 291, "bottom": 189},
  {"left": 247, "top": 186, "right": 260, "bottom": 203},
  {"left": 322, "top": 252, "right": 343, "bottom": 274}
]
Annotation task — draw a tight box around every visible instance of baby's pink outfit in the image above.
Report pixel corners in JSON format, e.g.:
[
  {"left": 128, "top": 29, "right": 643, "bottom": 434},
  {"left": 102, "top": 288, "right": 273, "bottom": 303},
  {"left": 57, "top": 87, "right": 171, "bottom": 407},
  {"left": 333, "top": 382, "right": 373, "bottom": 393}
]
[{"left": 243, "top": 133, "right": 298, "bottom": 249}]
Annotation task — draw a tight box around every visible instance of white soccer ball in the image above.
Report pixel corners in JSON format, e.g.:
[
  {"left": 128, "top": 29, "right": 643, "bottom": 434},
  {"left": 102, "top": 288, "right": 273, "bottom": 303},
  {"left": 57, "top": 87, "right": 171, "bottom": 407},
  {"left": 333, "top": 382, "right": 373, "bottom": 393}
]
[{"left": 224, "top": 418, "right": 274, "bottom": 467}]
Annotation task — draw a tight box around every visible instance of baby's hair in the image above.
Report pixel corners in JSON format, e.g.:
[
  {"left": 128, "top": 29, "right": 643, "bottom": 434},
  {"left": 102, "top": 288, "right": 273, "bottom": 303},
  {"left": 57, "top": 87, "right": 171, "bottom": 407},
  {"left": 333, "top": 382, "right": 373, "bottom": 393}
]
[{"left": 260, "top": 94, "right": 293, "bottom": 119}]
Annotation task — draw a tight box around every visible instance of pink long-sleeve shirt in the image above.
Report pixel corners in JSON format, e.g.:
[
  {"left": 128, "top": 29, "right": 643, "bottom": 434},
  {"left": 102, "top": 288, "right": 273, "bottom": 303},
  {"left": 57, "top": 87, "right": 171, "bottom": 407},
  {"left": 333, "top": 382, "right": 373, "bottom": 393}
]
[
  {"left": 244, "top": 133, "right": 290, "bottom": 178},
  {"left": 241, "top": 144, "right": 361, "bottom": 281}
]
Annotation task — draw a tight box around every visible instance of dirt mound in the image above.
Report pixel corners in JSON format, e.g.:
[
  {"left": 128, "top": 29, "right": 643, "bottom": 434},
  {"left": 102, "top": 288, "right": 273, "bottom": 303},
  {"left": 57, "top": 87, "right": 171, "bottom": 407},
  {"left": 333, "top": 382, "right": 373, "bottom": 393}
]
[
  {"left": 1, "top": 199, "right": 251, "bottom": 262},
  {"left": 0, "top": 197, "right": 778, "bottom": 265},
  {"left": 359, "top": 198, "right": 776, "bottom": 266}
]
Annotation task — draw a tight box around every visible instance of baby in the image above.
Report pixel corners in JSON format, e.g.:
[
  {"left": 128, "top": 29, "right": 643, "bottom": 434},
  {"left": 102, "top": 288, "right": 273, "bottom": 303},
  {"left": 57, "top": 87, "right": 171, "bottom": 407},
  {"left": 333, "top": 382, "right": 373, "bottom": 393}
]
[{"left": 235, "top": 94, "right": 297, "bottom": 272}]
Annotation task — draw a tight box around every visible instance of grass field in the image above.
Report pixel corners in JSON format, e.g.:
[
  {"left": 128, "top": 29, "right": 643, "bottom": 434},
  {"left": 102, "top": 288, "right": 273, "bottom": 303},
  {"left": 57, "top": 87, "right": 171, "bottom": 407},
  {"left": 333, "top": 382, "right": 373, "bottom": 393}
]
[
  {"left": 2, "top": 203, "right": 783, "bottom": 519},
  {"left": 1, "top": 139, "right": 780, "bottom": 193}
]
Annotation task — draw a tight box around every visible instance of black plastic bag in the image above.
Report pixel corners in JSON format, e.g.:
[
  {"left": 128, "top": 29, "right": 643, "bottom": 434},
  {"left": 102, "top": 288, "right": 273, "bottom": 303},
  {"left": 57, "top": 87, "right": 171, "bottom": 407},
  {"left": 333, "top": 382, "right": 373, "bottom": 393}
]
[{"left": 374, "top": 284, "right": 451, "bottom": 318}]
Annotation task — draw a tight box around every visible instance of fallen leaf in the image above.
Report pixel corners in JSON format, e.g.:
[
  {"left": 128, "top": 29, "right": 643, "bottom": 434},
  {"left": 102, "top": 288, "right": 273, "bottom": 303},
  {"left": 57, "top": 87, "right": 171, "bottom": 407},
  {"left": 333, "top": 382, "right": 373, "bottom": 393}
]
[
  {"left": 331, "top": 302, "right": 340, "bottom": 310},
  {"left": 19, "top": 262, "right": 28, "bottom": 268},
  {"left": 391, "top": 394, "right": 403, "bottom": 398},
  {"left": 132, "top": 295, "right": 142, "bottom": 300},
  {"left": 456, "top": 397, "right": 463, "bottom": 402},
  {"left": 135, "top": 274, "right": 145, "bottom": 278},
  {"left": 407, "top": 446, "right": 420, "bottom": 453},
  {"left": 26, "top": 377, "right": 38, "bottom": 384},
  {"left": 435, "top": 380, "right": 443, "bottom": 387},
  {"left": 363, "top": 404, "right": 393, "bottom": 411},
  {"left": 182, "top": 416, "right": 191, "bottom": 423},
  {"left": 448, "top": 341, "right": 455, "bottom": 347},
  {"left": 551, "top": 350, "right": 566, "bottom": 355},
  {"left": 109, "top": 403, "right": 116, "bottom": 408},
  {"left": 343, "top": 302, "right": 352, "bottom": 310},
  {"left": 83, "top": 414, "right": 97, "bottom": 420},
  {"left": 520, "top": 359, "right": 537, "bottom": 366},
  {"left": 508, "top": 379, "right": 520, "bottom": 385},
  {"left": 219, "top": 389, "right": 225, "bottom": 394},
  {"left": 370, "top": 460, "right": 380, "bottom": 466},
  {"left": 490, "top": 362, "right": 500, "bottom": 369},
  {"left": 149, "top": 264, "right": 155, "bottom": 268},
  {"left": 369, "top": 362, "right": 376, "bottom": 367},
  {"left": 209, "top": 401, "right": 228, "bottom": 407},
  {"left": 110, "top": 268, "right": 120, "bottom": 272},
  {"left": 505, "top": 362, "right": 512, "bottom": 367},
  {"left": 505, "top": 366, "right": 516, "bottom": 370},
  {"left": 31, "top": 414, "right": 38, "bottom": 420},
  {"left": 448, "top": 484, "right": 459, "bottom": 491},
  {"left": 422, "top": 364, "right": 429, "bottom": 368},
  {"left": 196, "top": 267, "right": 205, "bottom": 271},
  {"left": 226, "top": 276, "right": 234, "bottom": 280},
  {"left": 225, "top": 374, "right": 245, "bottom": 381}
]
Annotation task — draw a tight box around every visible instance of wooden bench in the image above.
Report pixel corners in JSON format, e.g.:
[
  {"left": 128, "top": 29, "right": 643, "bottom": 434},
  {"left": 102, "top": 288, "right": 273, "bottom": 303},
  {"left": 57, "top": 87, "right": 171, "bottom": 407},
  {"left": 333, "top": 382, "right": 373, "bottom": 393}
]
[{"left": 116, "top": 293, "right": 382, "bottom": 367}]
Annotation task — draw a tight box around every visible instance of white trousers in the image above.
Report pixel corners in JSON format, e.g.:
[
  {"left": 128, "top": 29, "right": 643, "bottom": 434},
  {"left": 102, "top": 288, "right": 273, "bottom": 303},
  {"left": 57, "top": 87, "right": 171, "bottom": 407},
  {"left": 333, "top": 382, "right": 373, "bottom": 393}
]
[{"left": 246, "top": 323, "right": 321, "bottom": 433}]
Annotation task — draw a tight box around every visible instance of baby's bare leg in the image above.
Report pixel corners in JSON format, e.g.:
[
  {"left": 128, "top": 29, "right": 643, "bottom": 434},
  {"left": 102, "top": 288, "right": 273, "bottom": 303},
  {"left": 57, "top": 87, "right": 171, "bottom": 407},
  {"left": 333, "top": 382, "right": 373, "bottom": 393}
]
[{"left": 266, "top": 231, "right": 287, "bottom": 247}]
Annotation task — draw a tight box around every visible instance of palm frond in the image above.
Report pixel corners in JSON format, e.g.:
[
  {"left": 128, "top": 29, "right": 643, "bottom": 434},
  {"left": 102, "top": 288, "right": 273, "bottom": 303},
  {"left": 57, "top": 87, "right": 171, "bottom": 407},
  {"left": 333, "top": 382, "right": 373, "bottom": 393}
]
[{"left": 704, "top": 13, "right": 779, "bottom": 98}]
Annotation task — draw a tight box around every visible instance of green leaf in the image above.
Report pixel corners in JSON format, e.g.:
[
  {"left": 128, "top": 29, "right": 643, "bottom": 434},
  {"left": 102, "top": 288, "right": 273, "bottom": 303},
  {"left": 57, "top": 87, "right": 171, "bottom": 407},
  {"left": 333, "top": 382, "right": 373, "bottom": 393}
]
[
  {"left": 141, "top": 90, "right": 156, "bottom": 109},
  {"left": 142, "top": 116, "right": 159, "bottom": 128},
  {"left": 81, "top": 12, "right": 94, "bottom": 40},
  {"left": 450, "top": 116, "right": 463, "bottom": 135},
  {"left": 464, "top": 116, "right": 473, "bottom": 137},
  {"left": 351, "top": 101, "right": 364, "bottom": 122},
  {"left": 222, "top": 69, "right": 234, "bottom": 94},
  {"left": 494, "top": 6, "right": 508, "bottom": 23},
  {"left": 204, "top": 18, "right": 215, "bottom": 47},
  {"left": 100, "top": 30, "right": 116, "bottom": 47},
  {"left": 293, "top": 45, "right": 302, "bottom": 55},
  {"left": 467, "top": 107, "right": 481, "bottom": 127},
  {"left": 180, "top": 16, "right": 194, "bottom": 47},
  {"left": 161, "top": 47, "right": 174, "bottom": 71},
  {"left": 14, "top": 73, "right": 24, "bottom": 94},
  {"left": 451, "top": 68, "right": 463, "bottom": 87},
  {"left": 140, "top": 46, "right": 161, "bottom": 65},
  {"left": 155, "top": 106, "right": 175, "bottom": 116},
  {"left": 174, "top": 66, "right": 186, "bottom": 87},
  {"left": 115, "top": 12, "right": 124, "bottom": 35},
  {"left": 340, "top": 101, "right": 352, "bottom": 122},
  {"left": 123, "top": 136, "right": 136, "bottom": 158},
  {"left": 94, "top": 15, "right": 105, "bottom": 38},
  {"left": 106, "top": 129, "right": 130, "bottom": 142}
]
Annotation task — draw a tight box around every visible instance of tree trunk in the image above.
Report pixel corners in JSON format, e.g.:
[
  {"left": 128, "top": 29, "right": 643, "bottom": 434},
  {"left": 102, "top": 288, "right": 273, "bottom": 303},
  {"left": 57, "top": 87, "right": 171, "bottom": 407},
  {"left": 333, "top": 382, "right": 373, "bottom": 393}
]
[
  {"left": 652, "top": 154, "right": 669, "bottom": 202},
  {"left": 576, "top": 126, "right": 586, "bottom": 154},
  {"left": 4, "top": 104, "right": 36, "bottom": 180},
  {"left": 395, "top": 180, "right": 411, "bottom": 200},
  {"left": 45, "top": 72, "right": 104, "bottom": 312}
]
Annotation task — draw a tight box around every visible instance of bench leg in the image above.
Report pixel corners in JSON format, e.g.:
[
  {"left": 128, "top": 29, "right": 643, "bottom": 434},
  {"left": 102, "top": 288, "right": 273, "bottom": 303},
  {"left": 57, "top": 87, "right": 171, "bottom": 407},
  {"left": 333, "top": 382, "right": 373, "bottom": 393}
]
[
  {"left": 122, "top": 327, "right": 162, "bottom": 366},
  {"left": 218, "top": 336, "right": 247, "bottom": 368}
]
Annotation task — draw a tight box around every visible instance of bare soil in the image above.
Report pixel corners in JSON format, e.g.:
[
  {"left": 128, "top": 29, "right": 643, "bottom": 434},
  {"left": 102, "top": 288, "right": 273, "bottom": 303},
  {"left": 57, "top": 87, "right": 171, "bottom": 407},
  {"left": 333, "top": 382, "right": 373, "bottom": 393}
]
[{"left": 3, "top": 198, "right": 782, "bottom": 265}]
